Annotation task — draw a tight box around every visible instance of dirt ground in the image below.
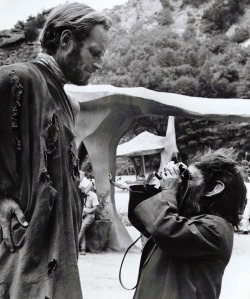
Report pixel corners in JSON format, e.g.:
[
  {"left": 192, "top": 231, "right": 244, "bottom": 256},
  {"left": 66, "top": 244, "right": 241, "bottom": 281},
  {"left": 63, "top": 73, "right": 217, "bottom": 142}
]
[
  {"left": 78, "top": 184, "right": 250, "bottom": 299},
  {"left": 78, "top": 229, "right": 250, "bottom": 299}
]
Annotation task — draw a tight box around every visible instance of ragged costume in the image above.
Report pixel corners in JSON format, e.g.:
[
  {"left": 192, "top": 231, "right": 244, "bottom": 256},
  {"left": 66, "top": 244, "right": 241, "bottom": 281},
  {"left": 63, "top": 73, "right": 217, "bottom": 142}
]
[
  {"left": 0, "top": 61, "right": 83, "bottom": 299},
  {"left": 129, "top": 185, "right": 234, "bottom": 299}
]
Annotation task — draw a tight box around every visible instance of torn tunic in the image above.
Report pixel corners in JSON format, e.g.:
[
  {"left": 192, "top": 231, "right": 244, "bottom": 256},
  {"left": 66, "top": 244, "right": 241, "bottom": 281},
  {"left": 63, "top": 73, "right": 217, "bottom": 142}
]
[{"left": 0, "top": 62, "right": 83, "bottom": 299}]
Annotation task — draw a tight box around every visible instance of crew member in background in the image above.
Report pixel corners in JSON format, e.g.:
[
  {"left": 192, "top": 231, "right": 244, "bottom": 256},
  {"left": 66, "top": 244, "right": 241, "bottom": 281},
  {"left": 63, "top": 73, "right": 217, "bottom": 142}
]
[
  {"left": 78, "top": 175, "right": 99, "bottom": 255},
  {"left": 240, "top": 160, "right": 250, "bottom": 234}
]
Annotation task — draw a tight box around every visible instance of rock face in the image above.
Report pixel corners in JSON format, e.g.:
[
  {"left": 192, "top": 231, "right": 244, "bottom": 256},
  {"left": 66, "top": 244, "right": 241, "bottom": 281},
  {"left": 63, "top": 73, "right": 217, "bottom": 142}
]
[
  {"left": 105, "top": 0, "right": 163, "bottom": 30},
  {"left": 0, "top": 30, "right": 25, "bottom": 47},
  {"left": 0, "top": 40, "right": 40, "bottom": 66},
  {"left": 0, "top": 26, "right": 41, "bottom": 66},
  {"left": 106, "top": 0, "right": 250, "bottom": 38},
  {"left": 0, "top": 9, "right": 47, "bottom": 65}
]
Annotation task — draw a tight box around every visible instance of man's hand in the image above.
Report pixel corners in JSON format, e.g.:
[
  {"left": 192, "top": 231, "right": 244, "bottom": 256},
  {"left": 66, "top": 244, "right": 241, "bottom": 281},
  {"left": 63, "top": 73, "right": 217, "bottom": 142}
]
[
  {"left": 160, "top": 161, "right": 182, "bottom": 196},
  {"left": 0, "top": 198, "right": 28, "bottom": 252},
  {"left": 83, "top": 206, "right": 98, "bottom": 215},
  {"left": 82, "top": 208, "right": 88, "bottom": 216}
]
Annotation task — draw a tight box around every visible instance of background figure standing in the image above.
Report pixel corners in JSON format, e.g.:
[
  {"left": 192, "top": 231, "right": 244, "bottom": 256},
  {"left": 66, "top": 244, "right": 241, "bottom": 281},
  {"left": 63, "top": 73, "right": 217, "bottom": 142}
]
[
  {"left": 0, "top": 3, "right": 111, "bottom": 298},
  {"left": 241, "top": 184, "right": 250, "bottom": 234},
  {"left": 240, "top": 160, "right": 250, "bottom": 234},
  {"left": 108, "top": 173, "right": 146, "bottom": 191},
  {"left": 79, "top": 176, "right": 99, "bottom": 255}
]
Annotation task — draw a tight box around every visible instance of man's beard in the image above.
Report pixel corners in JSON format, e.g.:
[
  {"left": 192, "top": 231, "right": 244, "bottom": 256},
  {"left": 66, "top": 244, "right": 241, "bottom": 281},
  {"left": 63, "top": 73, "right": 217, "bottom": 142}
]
[
  {"left": 59, "top": 48, "right": 89, "bottom": 86},
  {"left": 177, "top": 182, "right": 206, "bottom": 218}
]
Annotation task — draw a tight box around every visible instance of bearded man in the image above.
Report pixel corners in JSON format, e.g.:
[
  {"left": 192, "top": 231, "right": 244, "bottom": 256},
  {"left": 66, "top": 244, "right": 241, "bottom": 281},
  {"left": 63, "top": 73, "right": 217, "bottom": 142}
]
[
  {"left": 0, "top": 3, "right": 111, "bottom": 298},
  {"left": 129, "top": 148, "right": 246, "bottom": 299}
]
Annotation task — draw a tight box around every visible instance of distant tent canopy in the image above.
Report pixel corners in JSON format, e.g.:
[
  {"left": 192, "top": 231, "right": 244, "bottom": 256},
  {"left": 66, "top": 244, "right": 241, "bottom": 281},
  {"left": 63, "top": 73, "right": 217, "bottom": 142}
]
[{"left": 116, "top": 131, "right": 165, "bottom": 157}]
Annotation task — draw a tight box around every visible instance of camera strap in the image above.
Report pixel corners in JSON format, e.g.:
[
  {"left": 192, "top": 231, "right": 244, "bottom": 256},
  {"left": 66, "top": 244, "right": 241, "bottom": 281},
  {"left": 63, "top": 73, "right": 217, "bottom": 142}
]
[
  {"left": 119, "top": 234, "right": 157, "bottom": 290},
  {"left": 119, "top": 173, "right": 190, "bottom": 291},
  {"left": 178, "top": 179, "right": 191, "bottom": 211},
  {"left": 119, "top": 234, "right": 142, "bottom": 290}
]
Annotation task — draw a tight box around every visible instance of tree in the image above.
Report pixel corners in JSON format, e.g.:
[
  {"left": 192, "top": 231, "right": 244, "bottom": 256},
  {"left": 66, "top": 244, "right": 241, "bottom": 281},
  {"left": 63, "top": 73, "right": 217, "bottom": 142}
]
[
  {"left": 202, "top": 0, "right": 246, "bottom": 34},
  {"left": 24, "top": 13, "right": 46, "bottom": 41},
  {"left": 91, "top": 6, "right": 250, "bottom": 179}
]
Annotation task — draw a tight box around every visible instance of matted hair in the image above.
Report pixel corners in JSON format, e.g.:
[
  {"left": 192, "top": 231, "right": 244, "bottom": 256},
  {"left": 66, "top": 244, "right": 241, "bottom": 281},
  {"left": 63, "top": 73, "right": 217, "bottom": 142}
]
[
  {"left": 188, "top": 148, "right": 246, "bottom": 227},
  {"left": 39, "top": 2, "right": 112, "bottom": 55}
]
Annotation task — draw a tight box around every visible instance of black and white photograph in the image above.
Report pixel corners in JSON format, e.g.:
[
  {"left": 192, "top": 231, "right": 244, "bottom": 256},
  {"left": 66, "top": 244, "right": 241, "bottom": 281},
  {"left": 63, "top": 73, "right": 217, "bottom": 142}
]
[{"left": 0, "top": 0, "right": 250, "bottom": 298}]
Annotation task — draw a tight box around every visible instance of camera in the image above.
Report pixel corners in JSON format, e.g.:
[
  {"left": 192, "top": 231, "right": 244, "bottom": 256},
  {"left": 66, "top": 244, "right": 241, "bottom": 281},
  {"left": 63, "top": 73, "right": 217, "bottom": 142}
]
[
  {"left": 176, "top": 162, "right": 191, "bottom": 181},
  {"left": 153, "top": 162, "right": 191, "bottom": 181}
]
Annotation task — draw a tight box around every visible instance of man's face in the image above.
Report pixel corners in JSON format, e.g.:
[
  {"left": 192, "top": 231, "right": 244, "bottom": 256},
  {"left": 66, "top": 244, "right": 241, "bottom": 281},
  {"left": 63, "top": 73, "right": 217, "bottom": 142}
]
[
  {"left": 134, "top": 157, "right": 141, "bottom": 166},
  {"left": 61, "top": 24, "right": 109, "bottom": 85},
  {"left": 137, "top": 176, "right": 145, "bottom": 184}
]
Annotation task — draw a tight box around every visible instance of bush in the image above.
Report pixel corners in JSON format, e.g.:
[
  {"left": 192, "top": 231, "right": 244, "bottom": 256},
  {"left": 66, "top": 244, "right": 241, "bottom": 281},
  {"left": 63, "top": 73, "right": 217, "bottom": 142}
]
[
  {"left": 167, "top": 76, "right": 199, "bottom": 96},
  {"left": 158, "top": 48, "right": 184, "bottom": 67},
  {"left": 157, "top": 8, "right": 173, "bottom": 26},
  {"left": 231, "top": 27, "right": 250, "bottom": 43},
  {"left": 24, "top": 13, "right": 46, "bottom": 41},
  {"left": 207, "top": 35, "right": 230, "bottom": 54},
  {"left": 187, "top": 15, "right": 196, "bottom": 24},
  {"left": 182, "top": 24, "right": 197, "bottom": 42},
  {"left": 202, "top": 0, "right": 246, "bottom": 34},
  {"left": 24, "top": 25, "right": 39, "bottom": 42},
  {"left": 159, "top": 0, "right": 171, "bottom": 9},
  {"left": 182, "top": 0, "right": 209, "bottom": 7}
]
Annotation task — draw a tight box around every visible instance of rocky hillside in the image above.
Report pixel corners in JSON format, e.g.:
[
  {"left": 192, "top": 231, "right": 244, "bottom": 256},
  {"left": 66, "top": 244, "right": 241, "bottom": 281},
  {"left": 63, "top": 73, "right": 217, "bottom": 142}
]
[
  {"left": 1, "top": 0, "right": 250, "bottom": 67},
  {"left": 0, "top": 10, "right": 49, "bottom": 66},
  {"left": 105, "top": 0, "right": 250, "bottom": 40}
]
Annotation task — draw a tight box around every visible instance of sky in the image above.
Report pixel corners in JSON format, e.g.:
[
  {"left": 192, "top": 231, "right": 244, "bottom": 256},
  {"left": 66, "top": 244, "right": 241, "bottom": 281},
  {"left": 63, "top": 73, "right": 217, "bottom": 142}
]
[{"left": 0, "top": 0, "right": 128, "bottom": 30}]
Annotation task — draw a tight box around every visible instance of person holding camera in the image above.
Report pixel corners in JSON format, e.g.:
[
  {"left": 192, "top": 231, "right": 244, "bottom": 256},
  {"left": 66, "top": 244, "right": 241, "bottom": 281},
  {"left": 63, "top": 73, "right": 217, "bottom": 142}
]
[{"left": 129, "top": 148, "right": 246, "bottom": 299}]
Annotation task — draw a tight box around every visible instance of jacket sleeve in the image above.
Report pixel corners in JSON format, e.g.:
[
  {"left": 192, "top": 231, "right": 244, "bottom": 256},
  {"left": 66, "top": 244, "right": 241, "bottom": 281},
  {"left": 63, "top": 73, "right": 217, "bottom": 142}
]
[
  {"left": 0, "top": 67, "right": 23, "bottom": 200},
  {"left": 133, "top": 191, "right": 233, "bottom": 259},
  {"left": 128, "top": 184, "right": 161, "bottom": 238}
]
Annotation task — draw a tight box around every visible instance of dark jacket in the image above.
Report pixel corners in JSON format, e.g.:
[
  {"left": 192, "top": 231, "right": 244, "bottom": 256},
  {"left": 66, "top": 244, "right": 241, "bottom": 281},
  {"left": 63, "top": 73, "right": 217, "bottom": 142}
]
[{"left": 129, "top": 185, "right": 233, "bottom": 299}]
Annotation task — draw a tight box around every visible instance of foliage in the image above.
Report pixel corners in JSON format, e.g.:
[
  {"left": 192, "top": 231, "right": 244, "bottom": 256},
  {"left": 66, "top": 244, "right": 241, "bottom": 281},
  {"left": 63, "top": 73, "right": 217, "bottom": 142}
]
[
  {"left": 116, "top": 157, "right": 135, "bottom": 176},
  {"left": 231, "top": 27, "right": 250, "bottom": 43},
  {"left": 94, "top": 26, "right": 249, "bottom": 99},
  {"left": 176, "top": 119, "right": 250, "bottom": 162},
  {"left": 157, "top": 8, "right": 173, "bottom": 26},
  {"left": 237, "top": 59, "right": 250, "bottom": 99},
  {"left": 92, "top": 13, "right": 250, "bottom": 166},
  {"left": 182, "top": 24, "right": 197, "bottom": 41},
  {"left": 182, "top": 0, "right": 209, "bottom": 8},
  {"left": 24, "top": 13, "right": 46, "bottom": 41},
  {"left": 202, "top": 0, "right": 246, "bottom": 34},
  {"left": 159, "top": 0, "right": 173, "bottom": 9}
]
